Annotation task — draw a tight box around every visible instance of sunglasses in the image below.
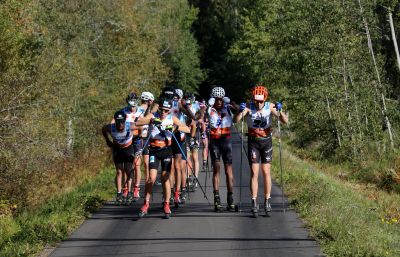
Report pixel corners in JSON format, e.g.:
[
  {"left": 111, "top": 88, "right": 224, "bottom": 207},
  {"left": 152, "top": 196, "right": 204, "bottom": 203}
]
[
  {"left": 255, "top": 100, "right": 264, "bottom": 104},
  {"left": 160, "top": 109, "right": 170, "bottom": 113},
  {"left": 215, "top": 98, "right": 223, "bottom": 102}
]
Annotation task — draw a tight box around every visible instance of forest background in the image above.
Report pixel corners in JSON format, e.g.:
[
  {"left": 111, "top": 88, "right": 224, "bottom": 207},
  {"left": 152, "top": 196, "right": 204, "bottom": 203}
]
[{"left": 0, "top": 0, "right": 399, "bottom": 255}]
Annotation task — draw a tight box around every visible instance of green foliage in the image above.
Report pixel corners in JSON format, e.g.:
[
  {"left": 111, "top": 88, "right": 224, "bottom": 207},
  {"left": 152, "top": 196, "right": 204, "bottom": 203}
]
[
  {"left": 192, "top": 0, "right": 399, "bottom": 187},
  {"left": 0, "top": 0, "right": 203, "bottom": 210},
  {"left": 0, "top": 168, "right": 114, "bottom": 257},
  {"left": 273, "top": 145, "right": 400, "bottom": 257}
]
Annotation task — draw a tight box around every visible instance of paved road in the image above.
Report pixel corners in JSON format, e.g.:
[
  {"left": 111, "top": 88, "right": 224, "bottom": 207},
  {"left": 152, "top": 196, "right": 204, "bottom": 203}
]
[{"left": 49, "top": 132, "right": 323, "bottom": 257}]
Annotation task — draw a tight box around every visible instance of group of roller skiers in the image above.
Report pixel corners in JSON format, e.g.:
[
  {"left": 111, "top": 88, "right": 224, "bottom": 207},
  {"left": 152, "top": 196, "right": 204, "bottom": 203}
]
[{"left": 102, "top": 84, "right": 288, "bottom": 219}]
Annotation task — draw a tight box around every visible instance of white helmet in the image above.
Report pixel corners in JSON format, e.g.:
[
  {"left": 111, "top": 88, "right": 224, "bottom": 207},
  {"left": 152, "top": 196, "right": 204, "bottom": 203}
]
[
  {"left": 141, "top": 92, "right": 154, "bottom": 101},
  {"left": 175, "top": 89, "right": 183, "bottom": 99},
  {"left": 211, "top": 87, "right": 225, "bottom": 98}
]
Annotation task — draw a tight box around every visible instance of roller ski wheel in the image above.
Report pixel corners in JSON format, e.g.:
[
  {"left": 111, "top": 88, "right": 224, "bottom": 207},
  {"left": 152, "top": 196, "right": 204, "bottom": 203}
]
[
  {"left": 227, "top": 204, "right": 239, "bottom": 212},
  {"left": 116, "top": 193, "right": 123, "bottom": 206},
  {"left": 138, "top": 204, "right": 149, "bottom": 218},
  {"left": 214, "top": 204, "right": 224, "bottom": 212},
  {"left": 214, "top": 195, "right": 224, "bottom": 212},
  {"left": 180, "top": 190, "right": 188, "bottom": 204},
  {"left": 126, "top": 192, "right": 133, "bottom": 205},
  {"left": 251, "top": 205, "right": 259, "bottom": 218}
]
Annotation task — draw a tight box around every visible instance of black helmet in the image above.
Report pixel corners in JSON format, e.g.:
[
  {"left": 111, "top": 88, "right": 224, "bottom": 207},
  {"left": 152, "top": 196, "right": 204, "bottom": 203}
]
[
  {"left": 126, "top": 92, "right": 139, "bottom": 107},
  {"left": 162, "top": 86, "right": 177, "bottom": 99},
  {"left": 183, "top": 92, "right": 195, "bottom": 104},
  {"left": 158, "top": 98, "right": 173, "bottom": 110},
  {"left": 114, "top": 110, "right": 126, "bottom": 124}
]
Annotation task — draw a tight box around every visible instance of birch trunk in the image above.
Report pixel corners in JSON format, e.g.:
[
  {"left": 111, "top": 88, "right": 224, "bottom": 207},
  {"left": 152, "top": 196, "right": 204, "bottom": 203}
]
[
  {"left": 358, "top": 0, "right": 395, "bottom": 150},
  {"left": 388, "top": 12, "right": 400, "bottom": 72}
]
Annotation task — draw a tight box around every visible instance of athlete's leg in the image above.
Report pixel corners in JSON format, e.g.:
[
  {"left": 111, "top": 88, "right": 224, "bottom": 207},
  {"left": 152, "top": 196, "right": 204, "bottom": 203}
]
[
  {"left": 251, "top": 163, "right": 260, "bottom": 198},
  {"left": 261, "top": 163, "right": 272, "bottom": 199}
]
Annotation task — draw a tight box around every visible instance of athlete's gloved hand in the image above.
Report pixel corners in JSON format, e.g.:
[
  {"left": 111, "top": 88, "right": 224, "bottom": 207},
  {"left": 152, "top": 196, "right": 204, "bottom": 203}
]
[
  {"left": 223, "top": 97, "right": 230, "bottom": 104},
  {"left": 199, "top": 102, "right": 206, "bottom": 109},
  {"left": 208, "top": 97, "right": 215, "bottom": 106},
  {"left": 151, "top": 117, "right": 162, "bottom": 126},
  {"left": 189, "top": 137, "right": 196, "bottom": 148},
  {"left": 239, "top": 102, "right": 246, "bottom": 111},
  {"left": 106, "top": 140, "right": 114, "bottom": 148},
  {"left": 134, "top": 150, "right": 143, "bottom": 158},
  {"left": 275, "top": 102, "right": 282, "bottom": 112}
]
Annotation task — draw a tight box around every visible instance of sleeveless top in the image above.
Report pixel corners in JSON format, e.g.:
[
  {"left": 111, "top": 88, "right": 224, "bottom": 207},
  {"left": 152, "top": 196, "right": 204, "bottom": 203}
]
[
  {"left": 245, "top": 102, "right": 272, "bottom": 138},
  {"left": 208, "top": 105, "right": 232, "bottom": 139}
]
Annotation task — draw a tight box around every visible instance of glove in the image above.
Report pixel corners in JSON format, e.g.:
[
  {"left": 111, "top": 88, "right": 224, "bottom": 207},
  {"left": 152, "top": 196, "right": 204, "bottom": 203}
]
[
  {"left": 134, "top": 150, "right": 143, "bottom": 158},
  {"left": 275, "top": 102, "right": 282, "bottom": 112},
  {"left": 152, "top": 117, "right": 162, "bottom": 126},
  {"left": 199, "top": 102, "right": 206, "bottom": 109},
  {"left": 208, "top": 97, "right": 215, "bottom": 106},
  {"left": 239, "top": 102, "right": 246, "bottom": 112},
  {"left": 189, "top": 137, "right": 195, "bottom": 147},
  {"left": 223, "top": 97, "right": 230, "bottom": 104},
  {"left": 106, "top": 140, "right": 114, "bottom": 148},
  {"left": 165, "top": 124, "right": 178, "bottom": 131}
]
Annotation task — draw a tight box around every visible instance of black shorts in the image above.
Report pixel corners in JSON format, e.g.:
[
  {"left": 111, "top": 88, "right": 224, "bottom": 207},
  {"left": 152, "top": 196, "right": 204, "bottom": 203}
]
[
  {"left": 113, "top": 144, "right": 134, "bottom": 171},
  {"left": 148, "top": 147, "right": 173, "bottom": 172},
  {"left": 210, "top": 137, "right": 233, "bottom": 165},
  {"left": 248, "top": 136, "right": 273, "bottom": 164},
  {"left": 171, "top": 131, "right": 187, "bottom": 159},
  {"left": 133, "top": 138, "right": 143, "bottom": 155}
]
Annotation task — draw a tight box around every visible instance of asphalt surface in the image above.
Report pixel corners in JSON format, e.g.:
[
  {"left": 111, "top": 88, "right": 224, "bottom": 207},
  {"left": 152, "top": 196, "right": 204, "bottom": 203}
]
[{"left": 49, "top": 132, "right": 323, "bottom": 257}]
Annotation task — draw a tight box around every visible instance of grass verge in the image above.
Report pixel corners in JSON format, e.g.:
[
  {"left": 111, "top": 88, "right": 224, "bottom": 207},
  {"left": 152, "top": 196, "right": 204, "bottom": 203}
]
[
  {"left": 0, "top": 168, "right": 114, "bottom": 257},
  {"left": 272, "top": 142, "right": 400, "bottom": 257}
]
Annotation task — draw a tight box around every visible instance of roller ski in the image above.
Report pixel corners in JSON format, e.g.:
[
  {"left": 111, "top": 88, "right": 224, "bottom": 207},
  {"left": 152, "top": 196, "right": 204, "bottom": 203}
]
[
  {"left": 264, "top": 198, "right": 272, "bottom": 217},
  {"left": 180, "top": 188, "right": 188, "bottom": 204},
  {"left": 133, "top": 187, "right": 140, "bottom": 202},
  {"left": 173, "top": 190, "right": 181, "bottom": 208},
  {"left": 126, "top": 191, "right": 133, "bottom": 205},
  {"left": 138, "top": 201, "right": 149, "bottom": 218},
  {"left": 214, "top": 194, "right": 224, "bottom": 212},
  {"left": 227, "top": 192, "right": 239, "bottom": 212},
  {"left": 116, "top": 192, "right": 123, "bottom": 206},
  {"left": 163, "top": 202, "right": 171, "bottom": 219},
  {"left": 122, "top": 187, "right": 129, "bottom": 205},
  {"left": 187, "top": 176, "right": 195, "bottom": 192},
  {"left": 251, "top": 199, "right": 259, "bottom": 218}
]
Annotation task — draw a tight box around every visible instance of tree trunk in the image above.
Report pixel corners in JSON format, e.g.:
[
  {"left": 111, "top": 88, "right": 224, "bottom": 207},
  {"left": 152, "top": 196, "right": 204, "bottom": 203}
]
[
  {"left": 358, "top": 0, "right": 395, "bottom": 150},
  {"left": 388, "top": 12, "right": 400, "bottom": 72}
]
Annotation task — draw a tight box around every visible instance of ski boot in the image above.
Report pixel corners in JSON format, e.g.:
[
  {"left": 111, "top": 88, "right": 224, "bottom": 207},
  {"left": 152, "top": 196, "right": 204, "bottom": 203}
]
[
  {"left": 133, "top": 187, "right": 140, "bottom": 202},
  {"left": 202, "top": 160, "right": 207, "bottom": 172},
  {"left": 214, "top": 194, "right": 224, "bottom": 212},
  {"left": 122, "top": 187, "right": 129, "bottom": 205},
  {"left": 180, "top": 188, "right": 188, "bottom": 204},
  {"left": 174, "top": 190, "right": 181, "bottom": 208},
  {"left": 188, "top": 176, "right": 195, "bottom": 192},
  {"left": 227, "top": 192, "right": 239, "bottom": 212},
  {"left": 251, "top": 198, "right": 258, "bottom": 218},
  {"left": 163, "top": 202, "right": 171, "bottom": 219},
  {"left": 138, "top": 201, "right": 149, "bottom": 218},
  {"left": 116, "top": 192, "right": 123, "bottom": 205},
  {"left": 126, "top": 191, "right": 133, "bottom": 205},
  {"left": 264, "top": 198, "right": 272, "bottom": 217}
]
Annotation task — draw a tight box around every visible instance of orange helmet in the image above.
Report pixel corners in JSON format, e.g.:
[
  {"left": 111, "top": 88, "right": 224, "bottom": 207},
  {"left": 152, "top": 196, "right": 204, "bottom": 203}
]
[{"left": 251, "top": 84, "right": 268, "bottom": 101}]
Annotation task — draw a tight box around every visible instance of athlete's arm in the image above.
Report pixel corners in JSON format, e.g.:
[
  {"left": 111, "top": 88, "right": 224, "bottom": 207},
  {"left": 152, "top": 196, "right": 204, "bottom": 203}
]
[
  {"left": 135, "top": 113, "right": 154, "bottom": 126},
  {"left": 172, "top": 116, "right": 190, "bottom": 133},
  {"left": 101, "top": 124, "right": 114, "bottom": 147},
  {"left": 179, "top": 101, "right": 195, "bottom": 120},
  {"left": 269, "top": 102, "right": 288, "bottom": 124}
]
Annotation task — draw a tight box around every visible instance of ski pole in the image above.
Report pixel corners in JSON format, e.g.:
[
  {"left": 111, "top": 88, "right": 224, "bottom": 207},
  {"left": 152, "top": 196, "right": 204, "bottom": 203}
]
[
  {"left": 277, "top": 113, "right": 285, "bottom": 213},
  {"left": 238, "top": 113, "right": 244, "bottom": 212},
  {"left": 171, "top": 131, "right": 211, "bottom": 205}
]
